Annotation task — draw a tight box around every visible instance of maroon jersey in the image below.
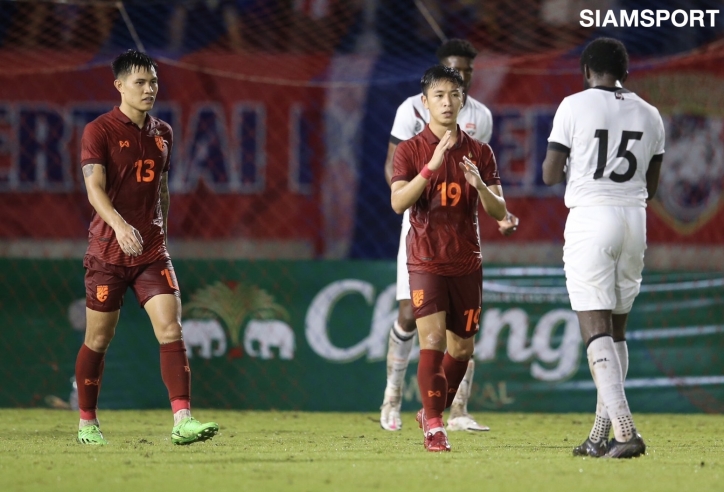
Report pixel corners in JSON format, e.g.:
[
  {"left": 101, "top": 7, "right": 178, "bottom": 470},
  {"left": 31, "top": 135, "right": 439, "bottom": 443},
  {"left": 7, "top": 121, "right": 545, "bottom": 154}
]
[
  {"left": 391, "top": 124, "right": 501, "bottom": 276},
  {"left": 81, "top": 107, "right": 172, "bottom": 266}
]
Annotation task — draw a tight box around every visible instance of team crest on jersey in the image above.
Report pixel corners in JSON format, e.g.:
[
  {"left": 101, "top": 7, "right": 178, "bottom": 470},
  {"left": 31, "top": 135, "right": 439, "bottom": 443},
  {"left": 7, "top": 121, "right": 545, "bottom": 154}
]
[
  {"left": 412, "top": 289, "right": 424, "bottom": 307},
  {"left": 650, "top": 114, "right": 724, "bottom": 234},
  {"left": 154, "top": 135, "right": 167, "bottom": 152},
  {"left": 414, "top": 118, "right": 424, "bottom": 135},
  {"left": 96, "top": 285, "right": 109, "bottom": 302}
]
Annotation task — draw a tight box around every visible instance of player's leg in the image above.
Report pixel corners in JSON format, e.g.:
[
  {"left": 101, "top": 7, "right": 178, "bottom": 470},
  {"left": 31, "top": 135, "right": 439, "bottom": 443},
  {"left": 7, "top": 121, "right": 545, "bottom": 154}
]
[
  {"left": 444, "top": 269, "right": 489, "bottom": 432},
  {"left": 581, "top": 312, "right": 629, "bottom": 453},
  {"left": 380, "top": 209, "right": 416, "bottom": 431},
  {"left": 564, "top": 206, "right": 641, "bottom": 457},
  {"left": 410, "top": 271, "right": 450, "bottom": 451},
  {"left": 135, "top": 260, "right": 218, "bottom": 445},
  {"left": 415, "top": 311, "right": 450, "bottom": 452},
  {"left": 603, "top": 206, "right": 646, "bottom": 458},
  {"left": 77, "top": 255, "right": 126, "bottom": 445}
]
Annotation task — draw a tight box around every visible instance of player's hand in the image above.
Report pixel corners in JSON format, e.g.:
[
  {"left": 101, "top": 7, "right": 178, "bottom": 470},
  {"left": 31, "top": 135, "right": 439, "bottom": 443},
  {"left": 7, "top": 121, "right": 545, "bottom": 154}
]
[
  {"left": 459, "top": 155, "right": 484, "bottom": 190},
  {"left": 427, "top": 130, "right": 453, "bottom": 171},
  {"left": 497, "top": 212, "right": 519, "bottom": 236},
  {"left": 114, "top": 222, "right": 144, "bottom": 257}
]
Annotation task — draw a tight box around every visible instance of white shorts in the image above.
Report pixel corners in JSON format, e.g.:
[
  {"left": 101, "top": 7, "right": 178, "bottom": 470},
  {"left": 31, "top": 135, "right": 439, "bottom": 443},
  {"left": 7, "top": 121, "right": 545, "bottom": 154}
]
[
  {"left": 563, "top": 206, "right": 646, "bottom": 314},
  {"left": 396, "top": 209, "right": 412, "bottom": 301}
]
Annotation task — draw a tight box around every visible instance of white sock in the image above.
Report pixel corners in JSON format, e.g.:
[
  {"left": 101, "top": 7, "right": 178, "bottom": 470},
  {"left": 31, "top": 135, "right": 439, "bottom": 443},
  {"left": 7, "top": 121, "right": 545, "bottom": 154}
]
[
  {"left": 79, "top": 418, "right": 99, "bottom": 430},
  {"left": 450, "top": 360, "right": 474, "bottom": 417},
  {"left": 174, "top": 409, "right": 191, "bottom": 425},
  {"left": 587, "top": 336, "right": 635, "bottom": 442},
  {"left": 589, "top": 340, "right": 629, "bottom": 442},
  {"left": 384, "top": 321, "right": 414, "bottom": 397}
]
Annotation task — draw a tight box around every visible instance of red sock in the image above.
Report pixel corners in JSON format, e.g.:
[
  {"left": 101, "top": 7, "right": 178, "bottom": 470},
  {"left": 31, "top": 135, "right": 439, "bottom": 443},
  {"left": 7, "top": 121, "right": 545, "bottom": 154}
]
[
  {"left": 443, "top": 353, "right": 470, "bottom": 408},
  {"left": 75, "top": 344, "right": 105, "bottom": 420},
  {"left": 160, "top": 340, "right": 191, "bottom": 412},
  {"left": 417, "top": 349, "right": 446, "bottom": 419}
]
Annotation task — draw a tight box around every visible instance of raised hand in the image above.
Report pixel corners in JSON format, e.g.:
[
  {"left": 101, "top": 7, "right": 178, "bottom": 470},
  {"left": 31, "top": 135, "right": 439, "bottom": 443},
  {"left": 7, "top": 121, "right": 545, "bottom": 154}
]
[
  {"left": 427, "top": 130, "right": 454, "bottom": 171},
  {"left": 458, "top": 155, "right": 484, "bottom": 190}
]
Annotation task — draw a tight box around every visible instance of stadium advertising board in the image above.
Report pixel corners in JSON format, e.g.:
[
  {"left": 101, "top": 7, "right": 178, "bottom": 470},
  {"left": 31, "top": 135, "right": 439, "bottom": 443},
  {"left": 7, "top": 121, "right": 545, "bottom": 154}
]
[{"left": 2, "top": 260, "right": 722, "bottom": 413}]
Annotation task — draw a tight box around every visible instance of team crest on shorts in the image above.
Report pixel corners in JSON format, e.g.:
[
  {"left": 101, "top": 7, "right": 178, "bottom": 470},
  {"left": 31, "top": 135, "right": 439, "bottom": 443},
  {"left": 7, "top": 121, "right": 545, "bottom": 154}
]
[
  {"left": 412, "top": 289, "right": 424, "bottom": 307},
  {"left": 154, "top": 135, "right": 167, "bottom": 152},
  {"left": 96, "top": 285, "right": 109, "bottom": 302}
]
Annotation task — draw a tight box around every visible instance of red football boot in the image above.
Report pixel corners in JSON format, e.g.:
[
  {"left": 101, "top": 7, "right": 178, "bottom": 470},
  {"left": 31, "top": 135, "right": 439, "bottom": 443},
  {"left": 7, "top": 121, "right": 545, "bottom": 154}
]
[{"left": 416, "top": 409, "right": 451, "bottom": 452}]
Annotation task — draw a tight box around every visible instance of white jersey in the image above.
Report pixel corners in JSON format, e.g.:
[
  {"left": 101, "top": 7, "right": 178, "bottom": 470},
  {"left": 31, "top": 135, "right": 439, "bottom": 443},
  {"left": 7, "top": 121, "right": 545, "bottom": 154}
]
[
  {"left": 548, "top": 86, "right": 665, "bottom": 208},
  {"left": 390, "top": 93, "right": 493, "bottom": 144}
]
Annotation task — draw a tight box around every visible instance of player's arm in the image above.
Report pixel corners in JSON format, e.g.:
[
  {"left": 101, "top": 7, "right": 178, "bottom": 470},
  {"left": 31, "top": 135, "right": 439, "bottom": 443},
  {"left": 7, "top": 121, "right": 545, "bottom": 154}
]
[
  {"left": 542, "top": 144, "right": 569, "bottom": 185},
  {"left": 82, "top": 163, "right": 143, "bottom": 256},
  {"left": 646, "top": 154, "right": 663, "bottom": 200},
  {"left": 160, "top": 171, "right": 170, "bottom": 243},
  {"left": 391, "top": 131, "right": 454, "bottom": 214},
  {"left": 459, "top": 156, "right": 506, "bottom": 220},
  {"left": 384, "top": 142, "right": 398, "bottom": 186},
  {"left": 494, "top": 196, "right": 519, "bottom": 236}
]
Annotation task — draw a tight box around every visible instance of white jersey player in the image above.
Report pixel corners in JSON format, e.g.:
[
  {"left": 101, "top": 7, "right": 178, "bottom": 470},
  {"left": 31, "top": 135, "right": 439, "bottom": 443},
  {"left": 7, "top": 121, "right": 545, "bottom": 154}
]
[
  {"left": 543, "top": 37, "right": 664, "bottom": 459},
  {"left": 380, "top": 39, "right": 519, "bottom": 433}
]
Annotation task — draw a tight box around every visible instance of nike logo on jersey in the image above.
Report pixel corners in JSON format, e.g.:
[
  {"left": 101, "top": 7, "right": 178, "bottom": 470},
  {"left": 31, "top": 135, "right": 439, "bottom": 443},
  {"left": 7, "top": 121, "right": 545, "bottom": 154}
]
[{"left": 119, "top": 140, "right": 130, "bottom": 149}]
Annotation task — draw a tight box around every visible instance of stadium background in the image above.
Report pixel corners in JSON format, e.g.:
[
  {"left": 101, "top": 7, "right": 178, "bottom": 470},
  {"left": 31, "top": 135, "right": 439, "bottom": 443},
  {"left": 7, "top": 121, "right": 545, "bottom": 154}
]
[{"left": 0, "top": 0, "right": 722, "bottom": 414}]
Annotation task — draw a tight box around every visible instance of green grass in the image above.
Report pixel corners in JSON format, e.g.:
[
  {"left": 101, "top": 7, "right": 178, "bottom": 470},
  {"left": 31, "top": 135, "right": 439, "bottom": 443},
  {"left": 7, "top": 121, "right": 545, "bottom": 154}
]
[{"left": 0, "top": 410, "right": 722, "bottom": 492}]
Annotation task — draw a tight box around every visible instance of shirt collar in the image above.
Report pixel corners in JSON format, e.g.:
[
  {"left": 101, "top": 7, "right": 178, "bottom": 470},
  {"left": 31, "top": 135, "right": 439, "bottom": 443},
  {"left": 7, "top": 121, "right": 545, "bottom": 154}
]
[
  {"left": 112, "top": 106, "right": 152, "bottom": 128},
  {"left": 421, "top": 124, "right": 463, "bottom": 148}
]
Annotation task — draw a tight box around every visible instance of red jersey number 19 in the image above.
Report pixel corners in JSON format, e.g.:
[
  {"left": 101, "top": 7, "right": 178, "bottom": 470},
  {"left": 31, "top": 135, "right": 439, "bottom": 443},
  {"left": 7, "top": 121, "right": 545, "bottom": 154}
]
[{"left": 436, "top": 182, "right": 461, "bottom": 206}]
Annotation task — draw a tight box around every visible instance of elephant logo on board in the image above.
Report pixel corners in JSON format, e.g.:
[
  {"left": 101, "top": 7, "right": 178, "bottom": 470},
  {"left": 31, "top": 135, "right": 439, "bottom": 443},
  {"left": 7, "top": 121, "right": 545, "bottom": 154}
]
[
  {"left": 181, "top": 319, "right": 227, "bottom": 359},
  {"left": 243, "top": 320, "right": 295, "bottom": 360},
  {"left": 183, "top": 280, "right": 291, "bottom": 360}
]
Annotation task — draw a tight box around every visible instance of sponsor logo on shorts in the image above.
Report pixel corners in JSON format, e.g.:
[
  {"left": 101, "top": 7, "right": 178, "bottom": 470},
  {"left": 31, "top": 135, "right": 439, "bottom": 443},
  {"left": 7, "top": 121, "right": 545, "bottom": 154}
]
[
  {"left": 119, "top": 140, "right": 130, "bottom": 149},
  {"left": 412, "top": 289, "right": 424, "bottom": 307},
  {"left": 427, "top": 390, "right": 441, "bottom": 397},
  {"left": 96, "top": 285, "right": 109, "bottom": 302},
  {"left": 84, "top": 378, "right": 100, "bottom": 386}
]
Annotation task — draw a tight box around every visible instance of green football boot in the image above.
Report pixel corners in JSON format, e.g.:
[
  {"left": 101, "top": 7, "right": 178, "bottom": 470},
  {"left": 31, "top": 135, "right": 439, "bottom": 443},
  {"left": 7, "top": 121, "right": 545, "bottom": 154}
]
[
  {"left": 172, "top": 417, "right": 219, "bottom": 445},
  {"left": 77, "top": 425, "right": 108, "bottom": 445}
]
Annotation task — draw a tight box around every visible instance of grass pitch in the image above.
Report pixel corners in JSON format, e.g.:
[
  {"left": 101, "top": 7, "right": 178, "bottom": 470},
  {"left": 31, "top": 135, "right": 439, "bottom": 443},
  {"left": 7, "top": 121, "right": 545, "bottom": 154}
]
[{"left": 0, "top": 410, "right": 722, "bottom": 492}]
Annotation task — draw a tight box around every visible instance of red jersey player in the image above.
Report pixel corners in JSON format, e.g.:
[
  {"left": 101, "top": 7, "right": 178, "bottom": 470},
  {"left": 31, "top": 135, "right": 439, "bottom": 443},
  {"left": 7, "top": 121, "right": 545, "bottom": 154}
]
[
  {"left": 391, "top": 65, "right": 508, "bottom": 452},
  {"left": 76, "top": 50, "right": 218, "bottom": 445}
]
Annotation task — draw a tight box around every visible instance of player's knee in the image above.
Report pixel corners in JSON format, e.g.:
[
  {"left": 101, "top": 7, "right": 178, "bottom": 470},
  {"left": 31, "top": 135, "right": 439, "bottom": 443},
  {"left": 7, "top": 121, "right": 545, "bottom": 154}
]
[
  {"left": 155, "top": 321, "right": 183, "bottom": 344},
  {"left": 398, "top": 301, "right": 417, "bottom": 333},
  {"left": 448, "top": 344, "right": 474, "bottom": 360},
  {"left": 84, "top": 332, "right": 114, "bottom": 352}
]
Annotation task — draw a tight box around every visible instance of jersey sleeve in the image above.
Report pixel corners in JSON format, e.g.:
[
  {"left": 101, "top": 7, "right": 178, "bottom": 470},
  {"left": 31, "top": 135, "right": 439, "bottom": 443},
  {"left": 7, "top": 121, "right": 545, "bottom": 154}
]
[
  {"left": 390, "top": 97, "right": 420, "bottom": 144},
  {"left": 163, "top": 125, "right": 174, "bottom": 173},
  {"left": 548, "top": 97, "right": 573, "bottom": 152},
  {"left": 479, "top": 143, "right": 501, "bottom": 186},
  {"left": 653, "top": 110, "right": 665, "bottom": 156},
  {"left": 391, "top": 140, "right": 416, "bottom": 184},
  {"left": 80, "top": 121, "right": 108, "bottom": 167},
  {"left": 478, "top": 104, "right": 493, "bottom": 144}
]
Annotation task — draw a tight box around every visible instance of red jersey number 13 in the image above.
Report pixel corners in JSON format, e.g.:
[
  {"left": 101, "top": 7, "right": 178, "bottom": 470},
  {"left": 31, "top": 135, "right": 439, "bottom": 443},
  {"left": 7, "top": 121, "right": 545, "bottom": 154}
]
[{"left": 134, "top": 159, "right": 155, "bottom": 183}]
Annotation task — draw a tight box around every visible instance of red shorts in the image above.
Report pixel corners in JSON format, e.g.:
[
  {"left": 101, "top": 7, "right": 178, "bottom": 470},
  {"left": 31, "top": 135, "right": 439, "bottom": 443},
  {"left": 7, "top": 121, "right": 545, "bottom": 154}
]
[
  {"left": 84, "top": 254, "right": 180, "bottom": 312},
  {"left": 408, "top": 269, "right": 482, "bottom": 339}
]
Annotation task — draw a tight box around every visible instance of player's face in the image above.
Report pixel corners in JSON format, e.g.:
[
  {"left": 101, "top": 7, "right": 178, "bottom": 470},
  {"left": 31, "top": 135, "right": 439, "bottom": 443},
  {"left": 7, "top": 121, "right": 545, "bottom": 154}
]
[
  {"left": 422, "top": 80, "right": 463, "bottom": 126},
  {"left": 116, "top": 66, "right": 158, "bottom": 112},
  {"left": 441, "top": 56, "right": 473, "bottom": 94}
]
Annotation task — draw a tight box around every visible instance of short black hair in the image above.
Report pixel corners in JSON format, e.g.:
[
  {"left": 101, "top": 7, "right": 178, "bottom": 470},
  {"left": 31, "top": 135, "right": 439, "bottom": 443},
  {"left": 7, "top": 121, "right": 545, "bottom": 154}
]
[
  {"left": 580, "top": 37, "right": 628, "bottom": 80},
  {"left": 436, "top": 39, "right": 478, "bottom": 62},
  {"left": 420, "top": 65, "right": 464, "bottom": 95},
  {"left": 112, "top": 49, "right": 158, "bottom": 79}
]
